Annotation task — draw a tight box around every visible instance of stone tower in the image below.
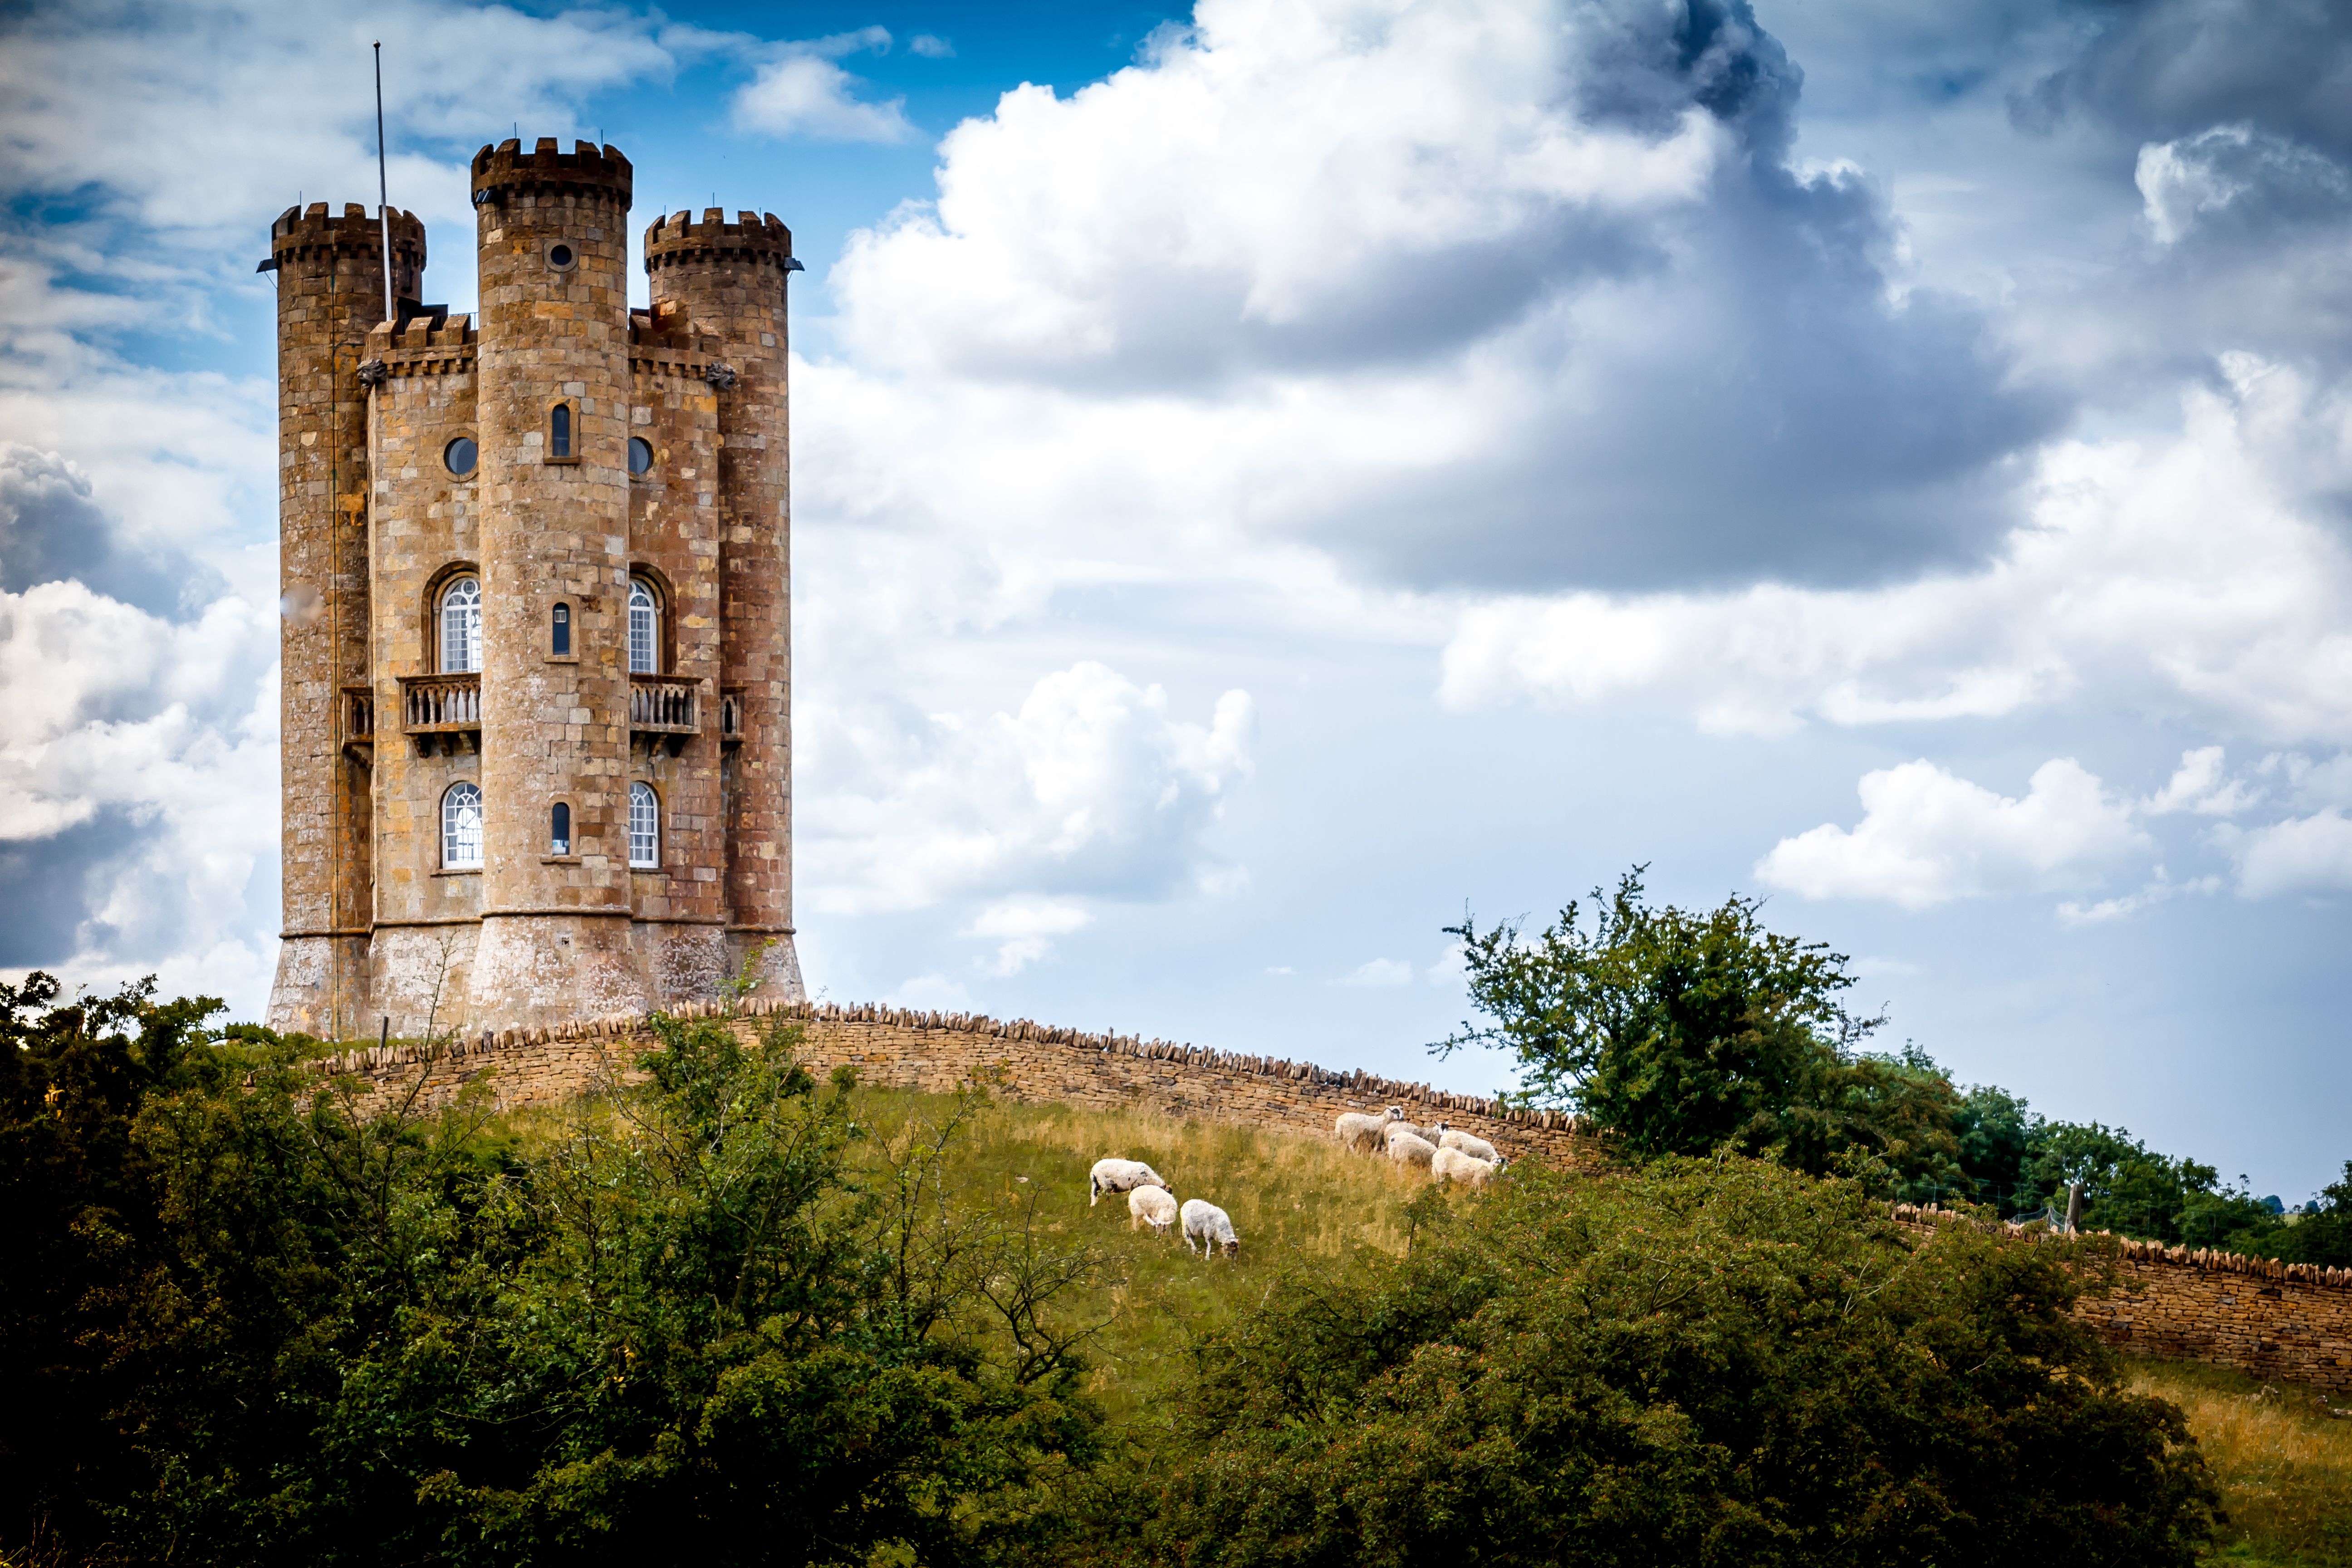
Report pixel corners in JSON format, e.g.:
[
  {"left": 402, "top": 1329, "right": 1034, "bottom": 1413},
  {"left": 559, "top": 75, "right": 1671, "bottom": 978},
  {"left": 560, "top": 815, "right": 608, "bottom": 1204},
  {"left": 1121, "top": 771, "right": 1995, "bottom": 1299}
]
[{"left": 264, "top": 138, "right": 805, "bottom": 1039}]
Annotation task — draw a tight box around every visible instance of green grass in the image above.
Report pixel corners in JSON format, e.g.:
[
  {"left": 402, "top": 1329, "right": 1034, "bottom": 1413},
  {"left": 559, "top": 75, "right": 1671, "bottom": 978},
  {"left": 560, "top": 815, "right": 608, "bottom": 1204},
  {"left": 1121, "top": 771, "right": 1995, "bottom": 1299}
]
[
  {"left": 480, "top": 1074, "right": 2352, "bottom": 1558},
  {"left": 846, "top": 1084, "right": 1439, "bottom": 1435},
  {"left": 2127, "top": 1358, "right": 2352, "bottom": 1567}
]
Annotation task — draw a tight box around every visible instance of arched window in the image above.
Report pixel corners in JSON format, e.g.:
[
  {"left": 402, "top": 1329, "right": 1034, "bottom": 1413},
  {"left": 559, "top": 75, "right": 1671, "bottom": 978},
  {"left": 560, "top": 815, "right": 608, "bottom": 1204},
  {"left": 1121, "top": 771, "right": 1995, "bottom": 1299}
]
[
  {"left": 438, "top": 576, "right": 481, "bottom": 673},
  {"left": 551, "top": 602, "right": 571, "bottom": 657},
  {"left": 628, "top": 782, "right": 660, "bottom": 868},
  {"left": 549, "top": 402, "right": 572, "bottom": 460},
  {"left": 441, "top": 781, "right": 484, "bottom": 869},
  {"left": 627, "top": 578, "right": 659, "bottom": 674},
  {"left": 550, "top": 801, "right": 571, "bottom": 857}
]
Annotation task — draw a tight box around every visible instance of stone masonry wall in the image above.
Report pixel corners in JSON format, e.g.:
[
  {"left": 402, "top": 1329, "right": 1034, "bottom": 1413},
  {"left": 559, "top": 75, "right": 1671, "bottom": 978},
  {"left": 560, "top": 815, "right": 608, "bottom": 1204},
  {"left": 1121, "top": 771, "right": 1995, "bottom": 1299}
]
[
  {"left": 1891, "top": 1203, "right": 2352, "bottom": 1395},
  {"left": 292, "top": 1000, "right": 2352, "bottom": 1391}
]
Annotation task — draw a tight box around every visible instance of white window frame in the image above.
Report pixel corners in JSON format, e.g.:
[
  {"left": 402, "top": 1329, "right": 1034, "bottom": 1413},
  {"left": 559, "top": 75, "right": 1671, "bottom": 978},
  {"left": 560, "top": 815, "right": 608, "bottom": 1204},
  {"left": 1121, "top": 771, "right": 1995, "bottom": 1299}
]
[
  {"left": 627, "top": 578, "right": 659, "bottom": 675},
  {"left": 441, "top": 781, "right": 485, "bottom": 870},
  {"left": 628, "top": 781, "right": 660, "bottom": 869},
  {"left": 439, "top": 575, "right": 482, "bottom": 674}
]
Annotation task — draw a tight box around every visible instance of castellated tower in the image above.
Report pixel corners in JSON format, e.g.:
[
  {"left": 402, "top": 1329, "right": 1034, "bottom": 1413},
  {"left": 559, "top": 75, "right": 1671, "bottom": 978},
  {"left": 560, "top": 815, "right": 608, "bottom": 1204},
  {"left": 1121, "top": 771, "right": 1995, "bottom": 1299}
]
[{"left": 264, "top": 139, "right": 806, "bottom": 1039}]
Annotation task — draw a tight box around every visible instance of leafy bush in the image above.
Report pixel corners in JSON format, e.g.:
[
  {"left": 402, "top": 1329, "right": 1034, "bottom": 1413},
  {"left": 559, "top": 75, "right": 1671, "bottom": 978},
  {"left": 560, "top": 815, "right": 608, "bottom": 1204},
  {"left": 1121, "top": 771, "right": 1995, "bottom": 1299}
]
[
  {"left": 1151, "top": 1158, "right": 2220, "bottom": 1568},
  {"left": 0, "top": 976, "right": 1108, "bottom": 1567}
]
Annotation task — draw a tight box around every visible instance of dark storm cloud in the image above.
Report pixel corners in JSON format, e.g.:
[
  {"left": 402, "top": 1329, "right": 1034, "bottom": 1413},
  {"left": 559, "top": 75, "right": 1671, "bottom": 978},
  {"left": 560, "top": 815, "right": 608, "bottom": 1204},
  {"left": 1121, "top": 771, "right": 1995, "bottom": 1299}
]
[
  {"left": 0, "top": 445, "right": 218, "bottom": 617},
  {"left": 0, "top": 808, "right": 158, "bottom": 967},
  {"left": 2024, "top": 0, "right": 2352, "bottom": 156},
  {"left": 1298, "top": 0, "right": 2061, "bottom": 591}
]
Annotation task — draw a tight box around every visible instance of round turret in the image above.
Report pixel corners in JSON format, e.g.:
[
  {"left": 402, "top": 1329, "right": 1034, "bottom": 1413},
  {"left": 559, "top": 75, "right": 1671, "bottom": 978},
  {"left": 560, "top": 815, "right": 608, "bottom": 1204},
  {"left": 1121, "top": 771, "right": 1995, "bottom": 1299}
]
[
  {"left": 470, "top": 137, "right": 632, "bottom": 206},
  {"left": 643, "top": 209, "right": 797, "bottom": 276},
  {"left": 260, "top": 202, "right": 426, "bottom": 298}
]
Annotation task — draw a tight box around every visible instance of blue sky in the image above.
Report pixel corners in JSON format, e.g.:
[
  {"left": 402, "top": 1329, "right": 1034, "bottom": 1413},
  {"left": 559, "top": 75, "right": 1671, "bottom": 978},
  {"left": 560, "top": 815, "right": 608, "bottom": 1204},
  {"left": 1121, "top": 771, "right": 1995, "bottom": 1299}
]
[{"left": 5, "top": 0, "right": 2352, "bottom": 1199}]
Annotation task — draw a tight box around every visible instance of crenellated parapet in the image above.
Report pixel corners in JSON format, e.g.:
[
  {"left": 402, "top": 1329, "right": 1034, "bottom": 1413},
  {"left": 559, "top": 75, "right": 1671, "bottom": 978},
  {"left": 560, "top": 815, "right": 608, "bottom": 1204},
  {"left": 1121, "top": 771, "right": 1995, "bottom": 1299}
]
[
  {"left": 259, "top": 201, "right": 426, "bottom": 281},
  {"left": 470, "top": 137, "right": 632, "bottom": 205},
  {"left": 643, "top": 208, "right": 797, "bottom": 275}
]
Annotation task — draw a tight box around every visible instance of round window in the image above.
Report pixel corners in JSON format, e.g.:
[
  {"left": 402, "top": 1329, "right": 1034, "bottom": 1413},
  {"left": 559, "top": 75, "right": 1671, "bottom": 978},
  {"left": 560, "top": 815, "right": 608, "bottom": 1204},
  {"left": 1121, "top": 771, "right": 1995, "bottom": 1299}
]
[
  {"left": 627, "top": 436, "right": 654, "bottom": 476},
  {"left": 548, "top": 242, "right": 575, "bottom": 270},
  {"left": 444, "top": 436, "right": 478, "bottom": 477}
]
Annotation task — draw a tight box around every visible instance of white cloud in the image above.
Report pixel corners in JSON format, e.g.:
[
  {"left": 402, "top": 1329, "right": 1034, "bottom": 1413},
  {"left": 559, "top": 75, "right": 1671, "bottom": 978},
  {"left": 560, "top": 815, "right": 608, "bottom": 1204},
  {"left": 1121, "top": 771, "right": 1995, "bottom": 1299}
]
[
  {"left": 2136, "top": 124, "right": 2352, "bottom": 246},
  {"left": 1440, "top": 372, "right": 2352, "bottom": 745},
  {"left": 909, "top": 34, "right": 954, "bottom": 59},
  {"left": 2228, "top": 810, "right": 2352, "bottom": 898},
  {"left": 963, "top": 895, "right": 1092, "bottom": 976},
  {"left": 2143, "top": 745, "right": 2259, "bottom": 817},
  {"left": 1756, "top": 758, "right": 2148, "bottom": 910},
  {"left": 732, "top": 48, "right": 916, "bottom": 144},
  {"left": 1337, "top": 957, "right": 1415, "bottom": 988},
  {"left": 800, "top": 662, "right": 1253, "bottom": 916}
]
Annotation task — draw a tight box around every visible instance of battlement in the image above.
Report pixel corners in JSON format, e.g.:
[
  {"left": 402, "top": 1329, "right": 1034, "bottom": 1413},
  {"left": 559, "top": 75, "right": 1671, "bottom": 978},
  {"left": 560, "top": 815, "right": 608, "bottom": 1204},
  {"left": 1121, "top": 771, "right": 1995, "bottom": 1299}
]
[
  {"left": 471, "top": 137, "right": 632, "bottom": 204},
  {"left": 259, "top": 202, "right": 426, "bottom": 274},
  {"left": 644, "top": 207, "right": 796, "bottom": 271}
]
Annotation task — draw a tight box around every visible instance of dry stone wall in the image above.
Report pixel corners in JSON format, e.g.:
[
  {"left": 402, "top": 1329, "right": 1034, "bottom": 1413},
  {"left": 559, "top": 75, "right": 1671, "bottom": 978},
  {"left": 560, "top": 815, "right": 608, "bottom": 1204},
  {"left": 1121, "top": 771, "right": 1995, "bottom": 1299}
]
[
  {"left": 290, "top": 1002, "right": 2352, "bottom": 1392},
  {"left": 1891, "top": 1203, "right": 2352, "bottom": 1395},
  {"left": 297, "top": 995, "right": 1598, "bottom": 1164}
]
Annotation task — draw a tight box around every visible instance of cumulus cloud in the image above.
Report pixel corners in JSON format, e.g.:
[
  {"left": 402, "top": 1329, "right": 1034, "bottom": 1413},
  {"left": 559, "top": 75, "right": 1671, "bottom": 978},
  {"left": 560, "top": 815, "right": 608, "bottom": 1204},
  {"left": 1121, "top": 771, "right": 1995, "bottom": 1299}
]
[
  {"left": 2136, "top": 124, "right": 2352, "bottom": 246},
  {"left": 826, "top": 0, "right": 2054, "bottom": 590},
  {"left": 2227, "top": 811, "right": 2352, "bottom": 899},
  {"left": 963, "top": 896, "right": 1092, "bottom": 976},
  {"left": 0, "top": 445, "right": 216, "bottom": 617},
  {"left": 2143, "top": 745, "right": 2259, "bottom": 817},
  {"left": 732, "top": 28, "right": 917, "bottom": 143},
  {"left": 800, "top": 662, "right": 1253, "bottom": 916},
  {"left": 1440, "top": 372, "right": 2352, "bottom": 743},
  {"left": 1755, "top": 758, "right": 2147, "bottom": 909},
  {"left": 1337, "top": 958, "right": 1415, "bottom": 987}
]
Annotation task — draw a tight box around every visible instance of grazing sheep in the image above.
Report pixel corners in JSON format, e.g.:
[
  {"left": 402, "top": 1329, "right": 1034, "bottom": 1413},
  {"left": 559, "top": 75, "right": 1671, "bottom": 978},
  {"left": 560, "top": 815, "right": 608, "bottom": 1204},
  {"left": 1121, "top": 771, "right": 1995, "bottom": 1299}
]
[
  {"left": 1438, "top": 1128, "right": 1499, "bottom": 1163},
  {"left": 1089, "top": 1158, "right": 1170, "bottom": 1206},
  {"left": 1432, "top": 1146, "right": 1503, "bottom": 1187},
  {"left": 1335, "top": 1106, "right": 1402, "bottom": 1155},
  {"left": 1129, "top": 1185, "right": 1179, "bottom": 1235},
  {"left": 1387, "top": 1129, "right": 1438, "bottom": 1170},
  {"left": 1180, "top": 1198, "right": 1241, "bottom": 1259}
]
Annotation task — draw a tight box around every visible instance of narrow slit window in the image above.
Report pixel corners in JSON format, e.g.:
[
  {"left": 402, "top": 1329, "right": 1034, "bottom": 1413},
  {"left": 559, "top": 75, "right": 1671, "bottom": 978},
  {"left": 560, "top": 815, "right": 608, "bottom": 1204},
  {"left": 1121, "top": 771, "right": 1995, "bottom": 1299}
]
[
  {"left": 628, "top": 782, "right": 660, "bottom": 868},
  {"left": 550, "top": 801, "right": 571, "bottom": 857},
  {"left": 442, "top": 782, "right": 484, "bottom": 869},
  {"left": 438, "top": 575, "right": 481, "bottom": 673},
  {"left": 550, "top": 403, "right": 571, "bottom": 459},
  {"left": 627, "top": 578, "right": 659, "bottom": 674},
  {"left": 551, "top": 602, "right": 571, "bottom": 656}
]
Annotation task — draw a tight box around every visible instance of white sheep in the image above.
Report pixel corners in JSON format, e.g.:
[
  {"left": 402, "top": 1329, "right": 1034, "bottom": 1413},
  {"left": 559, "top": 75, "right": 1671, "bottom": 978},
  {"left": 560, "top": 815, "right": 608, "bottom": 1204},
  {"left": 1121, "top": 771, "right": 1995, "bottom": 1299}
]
[
  {"left": 1335, "top": 1106, "right": 1402, "bottom": 1155},
  {"left": 1432, "top": 1146, "right": 1504, "bottom": 1187},
  {"left": 1181, "top": 1198, "right": 1241, "bottom": 1259},
  {"left": 1089, "top": 1157, "right": 1170, "bottom": 1206},
  {"left": 1438, "top": 1127, "right": 1499, "bottom": 1163},
  {"left": 1386, "top": 1129, "right": 1438, "bottom": 1170},
  {"left": 1128, "top": 1184, "right": 1179, "bottom": 1235}
]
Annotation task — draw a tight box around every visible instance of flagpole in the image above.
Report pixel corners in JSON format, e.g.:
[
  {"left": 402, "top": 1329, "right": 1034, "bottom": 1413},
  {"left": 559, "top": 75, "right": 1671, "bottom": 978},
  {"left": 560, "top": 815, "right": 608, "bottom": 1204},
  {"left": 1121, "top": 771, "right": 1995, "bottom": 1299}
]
[{"left": 374, "top": 42, "right": 393, "bottom": 320}]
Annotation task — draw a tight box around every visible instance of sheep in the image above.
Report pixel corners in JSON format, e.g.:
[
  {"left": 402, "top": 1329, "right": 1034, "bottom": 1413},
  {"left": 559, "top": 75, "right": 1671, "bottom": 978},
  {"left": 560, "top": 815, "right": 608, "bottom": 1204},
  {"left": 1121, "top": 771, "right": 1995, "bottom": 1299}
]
[
  {"left": 1129, "top": 1184, "right": 1179, "bottom": 1235},
  {"left": 1335, "top": 1106, "right": 1403, "bottom": 1155},
  {"left": 1386, "top": 1129, "right": 1438, "bottom": 1170},
  {"left": 1089, "top": 1158, "right": 1170, "bottom": 1206},
  {"left": 1438, "top": 1127, "right": 1499, "bottom": 1163},
  {"left": 1432, "top": 1146, "right": 1504, "bottom": 1187},
  {"left": 1181, "top": 1198, "right": 1241, "bottom": 1259}
]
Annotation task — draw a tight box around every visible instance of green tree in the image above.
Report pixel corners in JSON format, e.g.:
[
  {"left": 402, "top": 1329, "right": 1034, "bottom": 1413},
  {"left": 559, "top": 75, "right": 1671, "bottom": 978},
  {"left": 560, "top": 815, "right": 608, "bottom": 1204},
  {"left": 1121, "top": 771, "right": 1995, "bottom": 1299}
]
[
  {"left": 1155, "top": 1158, "right": 2219, "bottom": 1568},
  {"left": 1436, "top": 870, "right": 1960, "bottom": 1186},
  {"left": 2, "top": 980, "right": 1111, "bottom": 1568}
]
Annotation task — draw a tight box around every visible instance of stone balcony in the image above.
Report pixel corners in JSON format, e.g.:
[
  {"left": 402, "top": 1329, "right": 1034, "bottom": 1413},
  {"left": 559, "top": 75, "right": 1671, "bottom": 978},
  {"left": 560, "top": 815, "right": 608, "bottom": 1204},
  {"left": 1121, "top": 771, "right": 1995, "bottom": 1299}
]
[
  {"left": 399, "top": 672, "right": 480, "bottom": 755},
  {"left": 630, "top": 673, "right": 702, "bottom": 755}
]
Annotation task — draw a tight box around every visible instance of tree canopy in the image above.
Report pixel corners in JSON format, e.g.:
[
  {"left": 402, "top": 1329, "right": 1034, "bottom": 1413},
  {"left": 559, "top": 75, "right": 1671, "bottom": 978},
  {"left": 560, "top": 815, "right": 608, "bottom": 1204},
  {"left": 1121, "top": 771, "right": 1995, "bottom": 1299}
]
[{"left": 1148, "top": 1159, "right": 2219, "bottom": 1568}]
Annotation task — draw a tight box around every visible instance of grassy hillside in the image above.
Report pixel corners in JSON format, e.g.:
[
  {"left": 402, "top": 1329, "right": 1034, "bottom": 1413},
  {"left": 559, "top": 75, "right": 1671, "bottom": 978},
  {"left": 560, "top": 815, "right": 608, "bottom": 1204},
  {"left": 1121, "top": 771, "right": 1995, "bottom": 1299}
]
[
  {"left": 821, "top": 1084, "right": 2352, "bottom": 1566},
  {"left": 2131, "top": 1359, "right": 2352, "bottom": 1567},
  {"left": 843, "top": 1085, "right": 1436, "bottom": 1439}
]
